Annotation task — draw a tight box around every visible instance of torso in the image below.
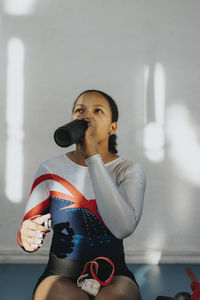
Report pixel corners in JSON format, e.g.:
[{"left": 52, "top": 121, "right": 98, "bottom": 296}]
[{"left": 46, "top": 153, "right": 124, "bottom": 260}]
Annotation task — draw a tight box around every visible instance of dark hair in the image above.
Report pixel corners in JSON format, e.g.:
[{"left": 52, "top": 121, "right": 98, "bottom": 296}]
[{"left": 72, "top": 89, "right": 119, "bottom": 154}]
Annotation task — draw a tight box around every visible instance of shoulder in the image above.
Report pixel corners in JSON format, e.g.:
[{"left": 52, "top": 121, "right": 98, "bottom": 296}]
[
  {"left": 108, "top": 156, "right": 146, "bottom": 185},
  {"left": 36, "top": 154, "right": 66, "bottom": 172},
  {"left": 110, "top": 156, "right": 145, "bottom": 173}
]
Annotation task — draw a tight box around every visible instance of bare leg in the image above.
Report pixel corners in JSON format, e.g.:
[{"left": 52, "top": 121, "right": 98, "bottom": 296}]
[
  {"left": 94, "top": 275, "right": 142, "bottom": 300},
  {"left": 33, "top": 275, "right": 91, "bottom": 300}
]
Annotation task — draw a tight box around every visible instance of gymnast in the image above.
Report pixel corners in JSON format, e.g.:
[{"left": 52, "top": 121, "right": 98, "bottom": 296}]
[{"left": 17, "top": 89, "right": 146, "bottom": 300}]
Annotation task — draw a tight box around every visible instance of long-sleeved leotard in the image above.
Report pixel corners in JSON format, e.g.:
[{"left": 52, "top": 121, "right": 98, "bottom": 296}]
[{"left": 18, "top": 153, "right": 146, "bottom": 260}]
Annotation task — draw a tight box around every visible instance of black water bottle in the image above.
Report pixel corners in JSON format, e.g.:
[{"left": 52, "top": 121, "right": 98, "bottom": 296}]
[{"left": 54, "top": 119, "right": 88, "bottom": 147}]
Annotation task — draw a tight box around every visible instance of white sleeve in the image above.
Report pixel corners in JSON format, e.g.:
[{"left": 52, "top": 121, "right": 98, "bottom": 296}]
[
  {"left": 17, "top": 162, "right": 50, "bottom": 248},
  {"left": 85, "top": 154, "right": 146, "bottom": 239},
  {"left": 23, "top": 162, "right": 50, "bottom": 218}
]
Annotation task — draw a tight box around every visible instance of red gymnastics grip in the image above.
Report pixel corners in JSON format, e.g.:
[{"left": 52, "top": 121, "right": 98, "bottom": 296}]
[
  {"left": 185, "top": 268, "right": 200, "bottom": 300},
  {"left": 80, "top": 257, "right": 115, "bottom": 287}
]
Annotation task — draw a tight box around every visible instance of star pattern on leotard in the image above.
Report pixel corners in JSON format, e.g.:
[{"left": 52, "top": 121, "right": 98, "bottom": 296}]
[
  {"left": 45, "top": 173, "right": 105, "bottom": 225},
  {"left": 50, "top": 190, "right": 104, "bottom": 225}
]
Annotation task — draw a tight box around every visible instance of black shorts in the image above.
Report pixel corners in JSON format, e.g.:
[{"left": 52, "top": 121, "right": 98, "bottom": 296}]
[{"left": 33, "top": 254, "right": 139, "bottom": 298}]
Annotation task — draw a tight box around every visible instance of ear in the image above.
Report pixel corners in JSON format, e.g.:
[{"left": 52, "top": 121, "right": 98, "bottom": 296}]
[{"left": 109, "top": 122, "right": 117, "bottom": 135}]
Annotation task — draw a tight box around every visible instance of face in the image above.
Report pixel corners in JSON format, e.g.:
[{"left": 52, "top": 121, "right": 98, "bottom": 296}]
[{"left": 72, "top": 92, "right": 117, "bottom": 145}]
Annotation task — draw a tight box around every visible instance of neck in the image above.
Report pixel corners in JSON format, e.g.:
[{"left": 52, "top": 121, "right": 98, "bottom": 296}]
[{"left": 67, "top": 147, "right": 118, "bottom": 167}]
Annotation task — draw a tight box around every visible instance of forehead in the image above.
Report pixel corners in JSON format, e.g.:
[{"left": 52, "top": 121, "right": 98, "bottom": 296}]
[{"left": 75, "top": 92, "right": 110, "bottom": 108}]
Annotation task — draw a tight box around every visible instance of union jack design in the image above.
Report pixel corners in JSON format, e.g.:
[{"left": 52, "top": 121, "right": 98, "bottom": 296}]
[
  {"left": 17, "top": 156, "right": 124, "bottom": 259},
  {"left": 23, "top": 173, "right": 104, "bottom": 224}
]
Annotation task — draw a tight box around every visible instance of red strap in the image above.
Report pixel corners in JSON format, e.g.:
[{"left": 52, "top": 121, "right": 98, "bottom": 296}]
[
  {"left": 185, "top": 268, "right": 200, "bottom": 299},
  {"left": 80, "top": 257, "right": 115, "bottom": 287},
  {"left": 80, "top": 260, "right": 99, "bottom": 277},
  {"left": 190, "top": 284, "right": 200, "bottom": 300},
  {"left": 91, "top": 257, "right": 115, "bottom": 286},
  {"left": 185, "top": 268, "right": 199, "bottom": 283},
  {"left": 191, "top": 282, "right": 200, "bottom": 292}
]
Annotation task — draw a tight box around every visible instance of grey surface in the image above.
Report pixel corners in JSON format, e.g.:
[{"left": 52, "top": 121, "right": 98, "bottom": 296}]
[{"left": 0, "top": 0, "right": 200, "bottom": 262}]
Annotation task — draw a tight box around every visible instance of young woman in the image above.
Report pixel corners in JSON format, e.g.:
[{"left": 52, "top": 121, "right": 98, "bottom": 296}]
[{"left": 18, "top": 90, "right": 146, "bottom": 300}]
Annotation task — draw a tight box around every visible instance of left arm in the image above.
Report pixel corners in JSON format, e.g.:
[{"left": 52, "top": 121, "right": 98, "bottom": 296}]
[{"left": 86, "top": 154, "right": 146, "bottom": 239}]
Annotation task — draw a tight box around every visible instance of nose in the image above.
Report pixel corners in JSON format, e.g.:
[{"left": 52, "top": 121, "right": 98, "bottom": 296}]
[{"left": 78, "top": 109, "right": 92, "bottom": 119}]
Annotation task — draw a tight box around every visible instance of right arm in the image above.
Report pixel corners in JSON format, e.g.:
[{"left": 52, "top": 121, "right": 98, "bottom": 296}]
[{"left": 17, "top": 162, "right": 51, "bottom": 252}]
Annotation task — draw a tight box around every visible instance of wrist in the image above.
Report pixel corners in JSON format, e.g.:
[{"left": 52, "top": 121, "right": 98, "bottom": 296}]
[
  {"left": 85, "top": 150, "right": 98, "bottom": 159},
  {"left": 84, "top": 142, "right": 98, "bottom": 159},
  {"left": 85, "top": 154, "right": 101, "bottom": 165}
]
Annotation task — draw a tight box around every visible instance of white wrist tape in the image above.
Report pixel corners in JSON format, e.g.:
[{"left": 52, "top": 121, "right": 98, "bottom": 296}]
[
  {"left": 36, "top": 231, "right": 43, "bottom": 239},
  {"left": 44, "top": 219, "right": 51, "bottom": 228},
  {"left": 77, "top": 274, "right": 100, "bottom": 296},
  {"left": 31, "top": 244, "right": 39, "bottom": 249},
  {"left": 35, "top": 239, "right": 42, "bottom": 245}
]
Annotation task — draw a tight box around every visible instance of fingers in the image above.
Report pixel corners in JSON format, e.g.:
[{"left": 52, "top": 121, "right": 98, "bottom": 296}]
[
  {"left": 20, "top": 214, "right": 51, "bottom": 252},
  {"left": 21, "top": 234, "right": 42, "bottom": 252},
  {"left": 23, "top": 218, "right": 50, "bottom": 232},
  {"left": 21, "top": 228, "right": 45, "bottom": 240},
  {"left": 83, "top": 118, "right": 97, "bottom": 138},
  {"left": 21, "top": 229, "right": 37, "bottom": 238},
  {"left": 23, "top": 241, "right": 41, "bottom": 252},
  {"left": 21, "top": 228, "right": 46, "bottom": 251},
  {"left": 84, "top": 117, "right": 96, "bottom": 126},
  {"left": 21, "top": 229, "right": 44, "bottom": 239},
  {"left": 21, "top": 236, "right": 43, "bottom": 245},
  {"left": 23, "top": 242, "right": 37, "bottom": 252},
  {"left": 33, "top": 213, "right": 51, "bottom": 226},
  {"left": 76, "top": 116, "right": 98, "bottom": 157}
]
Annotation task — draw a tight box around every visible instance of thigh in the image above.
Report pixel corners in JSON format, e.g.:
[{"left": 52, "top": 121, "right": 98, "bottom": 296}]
[
  {"left": 33, "top": 274, "right": 91, "bottom": 300},
  {"left": 95, "top": 275, "right": 142, "bottom": 300}
]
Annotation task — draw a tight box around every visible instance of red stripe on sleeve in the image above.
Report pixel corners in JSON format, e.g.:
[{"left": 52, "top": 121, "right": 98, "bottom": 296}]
[{"left": 23, "top": 196, "right": 50, "bottom": 222}]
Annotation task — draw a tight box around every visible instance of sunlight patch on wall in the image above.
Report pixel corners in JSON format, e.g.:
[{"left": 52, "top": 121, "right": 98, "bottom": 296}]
[
  {"left": 5, "top": 38, "right": 25, "bottom": 203},
  {"left": 144, "top": 63, "right": 166, "bottom": 163},
  {"left": 144, "top": 122, "right": 164, "bottom": 162},
  {"left": 3, "top": 0, "right": 36, "bottom": 15},
  {"left": 166, "top": 103, "right": 200, "bottom": 187},
  {"left": 144, "top": 250, "right": 162, "bottom": 264},
  {"left": 143, "top": 65, "right": 149, "bottom": 125},
  {"left": 154, "top": 63, "right": 165, "bottom": 126},
  {"left": 145, "top": 229, "right": 164, "bottom": 264}
]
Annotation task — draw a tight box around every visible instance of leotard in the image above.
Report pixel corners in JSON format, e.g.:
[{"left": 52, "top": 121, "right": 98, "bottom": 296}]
[{"left": 17, "top": 153, "right": 146, "bottom": 291}]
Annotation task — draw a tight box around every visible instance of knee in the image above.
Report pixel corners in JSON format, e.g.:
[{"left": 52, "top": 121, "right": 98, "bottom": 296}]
[
  {"left": 110, "top": 294, "right": 130, "bottom": 300},
  {"left": 48, "top": 279, "right": 67, "bottom": 299},
  {"left": 105, "top": 295, "right": 125, "bottom": 300},
  {"left": 96, "top": 290, "right": 141, "bottom": 300},
  {"left": 46, "top": 279, "right": 89, "bottom": 300},
  {"left": 96, "top": 291, "right": 128, "bottom": 300},
  {"left": 107, "top": 294, "right": 140, "bottom": 300}
]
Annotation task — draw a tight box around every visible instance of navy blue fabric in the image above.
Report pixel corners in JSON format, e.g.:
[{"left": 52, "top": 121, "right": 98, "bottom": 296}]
[{"left": 49, "top": 196, "right": 124, "bottom": 260}]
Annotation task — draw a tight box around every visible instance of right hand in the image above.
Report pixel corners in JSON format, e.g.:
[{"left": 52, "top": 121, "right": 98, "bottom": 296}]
[
  {"left": 76, "top": 116, "right": 99, "bottom": 158},
  {"left": 20, "top": 213, "right": 51, "bottom": 252}
]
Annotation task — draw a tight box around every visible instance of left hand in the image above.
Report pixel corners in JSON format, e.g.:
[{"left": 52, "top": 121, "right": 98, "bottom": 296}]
[
  {"left": 76, "top": 117, "right": 98, "bottom": 158},
  {"left": 20, "top": 214, "right": 51, "bottom": 251}
]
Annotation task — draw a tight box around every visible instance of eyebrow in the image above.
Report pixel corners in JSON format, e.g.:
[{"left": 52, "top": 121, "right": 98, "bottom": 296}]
[{"left": 75, "top": 104, "right": 106, "bottom": 108}]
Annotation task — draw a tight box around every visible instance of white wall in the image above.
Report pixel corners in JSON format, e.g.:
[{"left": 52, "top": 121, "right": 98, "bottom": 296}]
[{"left": 1, "top": 0, "right": 200, "bottom": 263}]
